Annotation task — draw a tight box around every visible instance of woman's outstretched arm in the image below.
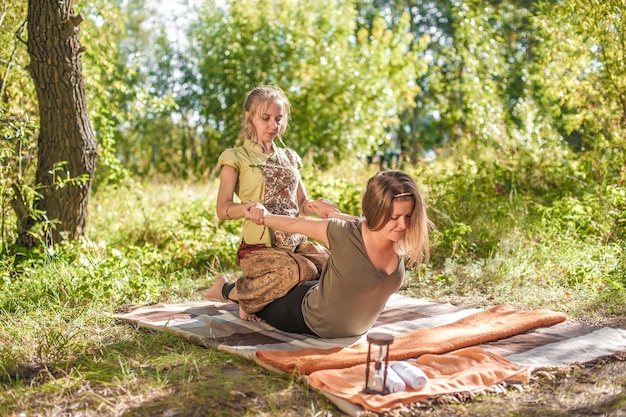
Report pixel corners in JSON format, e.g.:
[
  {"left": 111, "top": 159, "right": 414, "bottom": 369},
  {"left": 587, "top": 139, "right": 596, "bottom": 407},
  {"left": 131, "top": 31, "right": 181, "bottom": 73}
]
[{"left": 246, "top": 202, "right": 330, "bottom": 246}]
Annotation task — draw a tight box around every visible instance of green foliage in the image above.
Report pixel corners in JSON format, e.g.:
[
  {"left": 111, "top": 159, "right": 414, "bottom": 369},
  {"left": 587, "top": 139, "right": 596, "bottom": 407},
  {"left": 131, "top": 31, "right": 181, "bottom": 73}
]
[
  {"left": 78, "top": 0, "right": 140, "bottom": 185},
  {"left": 0, "top": 113, "right": 36, "bottom": 252},
  {"left": 299, "top": 160, "right": 372, "bottom": 216},
  {"left": 86, "top": 181, "right": 240, "bottom": 275},
  {"left": 530, "top": 0, "right": 626, "bottom": 186},
  {"left": 407, "top": 229, "right": 625, "bottom": 319},
  {"left": 40, "top": 0, "right": 624, "bottom": 191},
  {"left": 412, "top": 128, "right": 626, "bottom": 293},
  {"left": 366, "top": 0, "right": 530, "bottom": 157},
  {"left": 0, "top": 2, "right": 38, "bottom": 251},
  {"left": 187, "top": 0, "right": 426, "bottom": 167}
]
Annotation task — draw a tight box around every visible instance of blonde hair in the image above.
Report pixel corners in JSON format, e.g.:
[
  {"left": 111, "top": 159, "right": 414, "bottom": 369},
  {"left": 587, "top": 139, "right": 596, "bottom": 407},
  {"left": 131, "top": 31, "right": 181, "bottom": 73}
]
[
  {"left": 237, "top": 85, "right": 291, "bottom": 143},
  {"left": 362, "top": 170, "right": 431, "bottom": 268}
]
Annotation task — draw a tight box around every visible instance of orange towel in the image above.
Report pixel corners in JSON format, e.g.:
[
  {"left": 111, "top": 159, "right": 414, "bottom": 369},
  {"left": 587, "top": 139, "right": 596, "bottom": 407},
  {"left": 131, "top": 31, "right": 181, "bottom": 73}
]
[
  {"left": 307, "top": 346, "right": 529, "bottom": 413},
  {"left": 256, "top": 304, "right": 567, "bottom": 374}
]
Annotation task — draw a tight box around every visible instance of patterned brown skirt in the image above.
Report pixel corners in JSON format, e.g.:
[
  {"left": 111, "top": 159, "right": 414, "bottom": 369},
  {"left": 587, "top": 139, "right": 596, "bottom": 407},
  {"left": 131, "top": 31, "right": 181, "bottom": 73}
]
[{"left": 232, "top": 241, "right": 329, "bottom": 313}]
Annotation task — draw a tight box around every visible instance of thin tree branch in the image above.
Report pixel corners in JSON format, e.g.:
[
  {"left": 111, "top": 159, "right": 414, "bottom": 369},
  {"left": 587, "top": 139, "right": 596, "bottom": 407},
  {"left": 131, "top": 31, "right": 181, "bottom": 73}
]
[
  {"left": 1, "top": 19, "right": 27, "bottom": 103},
  {"left": 0, "top": 0, "right": 7, "bottom": 29},
  {"left": 15, "top": 19, "right": 27, "bottom": 45}
]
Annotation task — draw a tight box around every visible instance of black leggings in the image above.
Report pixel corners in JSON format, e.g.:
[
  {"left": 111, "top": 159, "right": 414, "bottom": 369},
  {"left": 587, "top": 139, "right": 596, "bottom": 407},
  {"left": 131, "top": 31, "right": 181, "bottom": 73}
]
[{"left": 256, "top": 280, "right": 319, "bottom": 336}]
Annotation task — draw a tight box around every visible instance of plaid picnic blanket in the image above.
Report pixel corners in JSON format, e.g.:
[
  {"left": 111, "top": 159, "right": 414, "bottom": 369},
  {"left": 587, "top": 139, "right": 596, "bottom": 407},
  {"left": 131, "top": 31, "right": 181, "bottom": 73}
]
[{"left": 114, "top": 294, "right": 626, "bottom": 415}]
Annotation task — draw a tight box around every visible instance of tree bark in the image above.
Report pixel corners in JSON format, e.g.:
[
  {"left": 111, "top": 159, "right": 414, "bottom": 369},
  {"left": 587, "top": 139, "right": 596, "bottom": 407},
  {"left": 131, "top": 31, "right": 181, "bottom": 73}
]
[{"left": 25, "top": 0, "right": 97, "bottom": 244}]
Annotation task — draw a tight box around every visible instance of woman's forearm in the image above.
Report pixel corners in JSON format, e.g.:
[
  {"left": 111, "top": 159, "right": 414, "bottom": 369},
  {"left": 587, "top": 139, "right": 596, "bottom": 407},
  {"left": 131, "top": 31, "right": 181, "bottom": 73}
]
[
  {"left": 219, "top": 201, "right": 249, "bottom": 220},
  {"left": 263, "top": 213, "right": 305, "bottom": 234},
  {"left": 263, "top": 213, "right": 329, "bottom": 245}
]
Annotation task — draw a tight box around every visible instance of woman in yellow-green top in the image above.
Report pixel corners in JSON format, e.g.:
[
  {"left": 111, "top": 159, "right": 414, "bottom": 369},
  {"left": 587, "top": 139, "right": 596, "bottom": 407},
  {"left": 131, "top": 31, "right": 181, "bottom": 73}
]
[{"left": 203, "top": 85, "right": 340, "bottom": 320}]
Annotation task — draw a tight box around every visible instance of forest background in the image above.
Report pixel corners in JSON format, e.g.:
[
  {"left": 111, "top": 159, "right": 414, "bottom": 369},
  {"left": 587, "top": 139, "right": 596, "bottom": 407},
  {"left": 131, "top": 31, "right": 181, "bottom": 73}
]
[{"left": 1, "top": 0, "right": 625, "bottom": 416}]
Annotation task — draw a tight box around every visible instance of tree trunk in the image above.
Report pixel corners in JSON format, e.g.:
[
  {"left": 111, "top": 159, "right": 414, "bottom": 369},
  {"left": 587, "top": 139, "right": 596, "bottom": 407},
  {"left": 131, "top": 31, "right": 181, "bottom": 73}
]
[{"left": 25, "top": 0, "right": 97, "bottom": 244}]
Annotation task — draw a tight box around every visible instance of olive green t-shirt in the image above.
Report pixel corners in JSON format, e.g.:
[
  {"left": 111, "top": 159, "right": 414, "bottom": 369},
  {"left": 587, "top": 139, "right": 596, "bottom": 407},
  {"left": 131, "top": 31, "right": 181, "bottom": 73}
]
[{"left": 302, "top": 219, "right": 404, "bottom": 338}]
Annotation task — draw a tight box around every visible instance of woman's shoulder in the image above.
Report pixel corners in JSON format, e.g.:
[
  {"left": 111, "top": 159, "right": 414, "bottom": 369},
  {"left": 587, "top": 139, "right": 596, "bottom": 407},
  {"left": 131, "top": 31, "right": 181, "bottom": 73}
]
[
  {"left": 218, "top": 148, "right": 237, "bottom": 165},
  {"left": 328, "top": 217, "right": 361, "bottom": 233},
  {"left": 219, "top": 143, "right": 246, "bottom": 155},
  {"left": 218, "top": 144, "right": 251, "bottom": 164},
  {"left": 327, "top": 218, "right": 363, "bottom": 250}
]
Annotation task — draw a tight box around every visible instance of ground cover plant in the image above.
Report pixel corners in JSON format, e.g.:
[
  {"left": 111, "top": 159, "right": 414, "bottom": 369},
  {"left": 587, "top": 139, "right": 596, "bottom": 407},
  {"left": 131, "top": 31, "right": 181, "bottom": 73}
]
[{"left": 1, "top": 150, "right": 625, "bottom": 416}]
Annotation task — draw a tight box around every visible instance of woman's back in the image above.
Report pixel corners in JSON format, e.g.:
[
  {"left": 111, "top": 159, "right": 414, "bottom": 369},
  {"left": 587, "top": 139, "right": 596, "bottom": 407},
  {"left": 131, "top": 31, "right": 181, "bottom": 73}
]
[{"left": 302, "top": 219, "right": 404, "bottom": 338}]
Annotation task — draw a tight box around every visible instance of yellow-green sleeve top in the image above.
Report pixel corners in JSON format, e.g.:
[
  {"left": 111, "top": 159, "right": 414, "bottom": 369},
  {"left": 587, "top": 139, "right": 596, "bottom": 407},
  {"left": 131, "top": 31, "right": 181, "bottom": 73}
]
[{"left": 217, "top": 139, "right": 304, "bottom": 247}]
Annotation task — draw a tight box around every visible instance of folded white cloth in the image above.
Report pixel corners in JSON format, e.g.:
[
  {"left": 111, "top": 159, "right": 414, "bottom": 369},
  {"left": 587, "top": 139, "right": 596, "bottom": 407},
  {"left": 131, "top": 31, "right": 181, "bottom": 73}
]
[
  {"left": 390, "top": 361, "right": 429, "bottom": 390},
  {"left": 384, "top": 366, "right": 407, "bottom": 393}
]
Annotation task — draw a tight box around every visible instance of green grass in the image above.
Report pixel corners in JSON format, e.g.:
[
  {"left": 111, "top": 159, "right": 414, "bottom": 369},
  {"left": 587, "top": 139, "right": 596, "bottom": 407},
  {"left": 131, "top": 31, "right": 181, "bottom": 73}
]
[
  {"left": 1, "top": 158, "right": 625, "bottom": 416},
  {"left": 403, "top": 231, "right": 626, "bottom": 321}
]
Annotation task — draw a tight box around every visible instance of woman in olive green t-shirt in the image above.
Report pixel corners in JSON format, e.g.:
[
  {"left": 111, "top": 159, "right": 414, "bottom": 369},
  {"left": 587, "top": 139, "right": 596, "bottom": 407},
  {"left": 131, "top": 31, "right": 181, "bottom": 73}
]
[{"left": 242, "top": 170, "right": 431, "bottom": 339}]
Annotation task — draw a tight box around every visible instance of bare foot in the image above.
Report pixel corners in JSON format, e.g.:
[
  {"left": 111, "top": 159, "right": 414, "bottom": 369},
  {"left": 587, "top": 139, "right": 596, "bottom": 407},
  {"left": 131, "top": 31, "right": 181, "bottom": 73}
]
[
  {"left": 239, "top": 307, "right": 262, "bottom": 322},
  {"left": 202, "top": 275, "right": 227, "bottom": 301}
]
